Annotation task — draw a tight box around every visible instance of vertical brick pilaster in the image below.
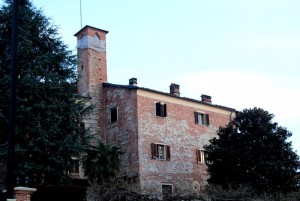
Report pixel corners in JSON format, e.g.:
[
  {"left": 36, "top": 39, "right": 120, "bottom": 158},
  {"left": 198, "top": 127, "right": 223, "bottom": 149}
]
[{"left": 14, "top": 187, "right": 36, "bottom": 201}]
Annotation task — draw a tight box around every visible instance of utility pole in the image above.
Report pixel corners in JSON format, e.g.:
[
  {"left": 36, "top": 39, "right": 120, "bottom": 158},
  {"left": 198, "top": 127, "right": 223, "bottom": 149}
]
[{"left": 7, "top": 0, "right": 20, "bottom": 199}]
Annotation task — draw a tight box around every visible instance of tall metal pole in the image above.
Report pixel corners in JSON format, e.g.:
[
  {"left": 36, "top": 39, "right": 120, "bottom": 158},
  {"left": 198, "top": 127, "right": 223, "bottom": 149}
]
[
  {"left": 7, "top": 0, "right": 20, "bottom": 199},
  {"left": 80, "top": 0, "right": 82, "bottom": 28}
]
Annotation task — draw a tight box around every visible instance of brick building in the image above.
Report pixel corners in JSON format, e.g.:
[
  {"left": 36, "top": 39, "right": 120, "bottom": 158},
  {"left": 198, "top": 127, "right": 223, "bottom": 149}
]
[{"left": 74, "top": 25, "right": 236, "bottom": 198}]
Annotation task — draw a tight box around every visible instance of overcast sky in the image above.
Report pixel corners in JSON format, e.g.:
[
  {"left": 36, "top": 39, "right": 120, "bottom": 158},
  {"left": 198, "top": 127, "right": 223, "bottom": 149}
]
[{"left": 11, "top": 0, "right": 300, "bottom": 153}]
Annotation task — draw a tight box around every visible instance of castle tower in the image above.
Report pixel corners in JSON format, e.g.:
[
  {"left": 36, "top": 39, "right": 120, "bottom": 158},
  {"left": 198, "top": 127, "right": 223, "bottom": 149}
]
[
  {"left": 74, "top": 26, "right": 109, "bottom": 143},
  {"left": 74, "top": 25, "right": 108, "bottom": 97}
]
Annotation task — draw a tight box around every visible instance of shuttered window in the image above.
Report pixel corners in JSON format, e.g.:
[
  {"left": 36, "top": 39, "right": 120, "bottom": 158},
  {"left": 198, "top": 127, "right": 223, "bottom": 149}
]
[
  {"left": 196, "top": 149, "right": 208, "bottom": 164},
  {"left": 156, "top": 102, "right": 167, "bottom": 117},
  {"left": 151, "top": 143, "right": 171, "bottom": 161},
  {"left": 194, "top": 112, "right": 209, "bottom": 126}
]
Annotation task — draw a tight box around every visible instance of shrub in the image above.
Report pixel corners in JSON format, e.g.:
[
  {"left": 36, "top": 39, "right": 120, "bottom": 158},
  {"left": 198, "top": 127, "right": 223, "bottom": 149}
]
[{"left": 206, "top": 184, "right": 254, "bottom": 201}]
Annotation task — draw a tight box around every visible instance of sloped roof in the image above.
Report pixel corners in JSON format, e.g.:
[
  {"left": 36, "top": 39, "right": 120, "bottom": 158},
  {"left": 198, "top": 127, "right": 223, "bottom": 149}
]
[
  {"left": 103, "top": 82, "right": 236, "bottom": 112},
  {"left": 74, "top": 25, "right": 109, "bottom": 36}
]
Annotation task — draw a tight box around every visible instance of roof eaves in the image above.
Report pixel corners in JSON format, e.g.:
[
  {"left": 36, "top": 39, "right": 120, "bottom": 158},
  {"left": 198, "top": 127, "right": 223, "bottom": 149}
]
[
  {"left": 138, "top": 87, "right": 236, "bottom": 112},
  {"left": 103, "top": 82, "right": 138, "bottom": 89},
  {"left": 74, "top": 25, "right": 109, "bottom": 36},
  {"left": 103, "top": 83, "right": 236, "bottom": 112}
]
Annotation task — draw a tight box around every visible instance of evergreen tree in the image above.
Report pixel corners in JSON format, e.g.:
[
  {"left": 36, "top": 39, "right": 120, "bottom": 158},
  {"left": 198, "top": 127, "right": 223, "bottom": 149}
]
[
  {"left": 0, "top": 0, "right": 89, "bottom": 185},
  {"left": 204, "top": 107, "right": 299, "bottom": 194}
]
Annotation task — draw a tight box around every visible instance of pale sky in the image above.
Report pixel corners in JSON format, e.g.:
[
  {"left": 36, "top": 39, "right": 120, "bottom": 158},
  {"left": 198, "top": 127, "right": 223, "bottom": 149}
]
[{"left": 9, "top": 0, "right": 300, "bottom": 153}]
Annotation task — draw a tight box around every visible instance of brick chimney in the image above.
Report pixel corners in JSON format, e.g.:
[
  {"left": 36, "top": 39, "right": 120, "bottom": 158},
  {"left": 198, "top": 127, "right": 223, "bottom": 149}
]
[
  {"left": 129, "top": 78, "right": 138, "bottom": 86},
  {"left": 170, "top": 83, "right": 180, "bottom": 96},
  {"left": 201, "top": 94, "right": 212, "bottom": 104}
]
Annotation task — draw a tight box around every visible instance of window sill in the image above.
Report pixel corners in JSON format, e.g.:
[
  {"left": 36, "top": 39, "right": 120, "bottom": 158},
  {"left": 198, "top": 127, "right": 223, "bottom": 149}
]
[{"left": 196, "top": 123, "right": 209, "bottom": 127}]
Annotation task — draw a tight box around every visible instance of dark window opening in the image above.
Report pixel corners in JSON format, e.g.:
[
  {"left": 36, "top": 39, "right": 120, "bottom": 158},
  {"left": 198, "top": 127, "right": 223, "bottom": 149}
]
[
  {"left": 71, "top": 159, "right": 80, "bottom": 173},
  {"left": 162, "top": 184, "right": 172, "bottom": 200},
  {"left": 156, "top": 102, "right": 167, "bottom": 117},
  {"left": 110, "top": 107, "right": 118, "bottom": 123}
]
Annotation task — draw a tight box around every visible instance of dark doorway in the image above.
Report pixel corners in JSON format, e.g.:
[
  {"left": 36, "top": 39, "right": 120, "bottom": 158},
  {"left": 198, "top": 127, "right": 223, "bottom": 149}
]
[{"left": 162, "top": 184, "right": 172, "bottom": 200}]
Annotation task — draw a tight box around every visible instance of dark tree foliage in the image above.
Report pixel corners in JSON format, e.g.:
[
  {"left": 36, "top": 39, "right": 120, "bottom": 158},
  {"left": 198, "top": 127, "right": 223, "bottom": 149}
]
[
  {"left": 82, "top": 142, "right": 124, "bottom": 184},
  {"left": 204, "top": 107, "right": 299, "bottom": 194},
  {"left": 0, "top": 0, "right": 90, "bottom": 186}
]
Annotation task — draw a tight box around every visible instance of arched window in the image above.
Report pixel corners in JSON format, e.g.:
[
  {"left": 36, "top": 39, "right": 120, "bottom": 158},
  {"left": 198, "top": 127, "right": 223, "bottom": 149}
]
[{"left": 93, "top": 33, "right": 101, "bottom": 47}]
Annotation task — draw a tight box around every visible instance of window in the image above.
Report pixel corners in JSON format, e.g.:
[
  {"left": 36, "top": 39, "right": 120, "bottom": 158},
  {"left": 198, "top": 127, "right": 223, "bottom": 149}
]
[
  {"left": 151, "top": 143, "right": 171, "bottom": 161},
  {"left": 93, "top": 33, "right": 101, "bottom": 47},
  {"left": 156, "top": 102, "right": 167, "bottom": 117},
  {"left": 110, "top": 107, "right": 118, "bottom": 123},
  {"left": 79, "top": 122, "right": 86, "bottom": 144},
  {"left": 194, "top": 112, "right": 209, "bottom": 126},
  {"left": 71, "top": 157, "right": 80, "bottom": 173},
  {"left": 197, "top": 149, "right": 208, "bottom": 164},
  {"left": 162, "top": 184, "right": 172, "bottom": 200}
]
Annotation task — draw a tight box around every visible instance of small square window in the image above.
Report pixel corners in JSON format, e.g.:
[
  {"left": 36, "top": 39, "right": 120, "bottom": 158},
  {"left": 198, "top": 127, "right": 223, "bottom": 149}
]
[
  {"left": 197, "top": 149, "right": 208, "bottom": 164},
  {"left": 110, "top": 107, "right": 118, "bottom": 123},
  {"left": 156, "top": 102, "right": 167, "bottom": 117},
  {"left": 194, "top": 112, "right": 209, "bottom": 126},
  {"left": 151, "top": 143, "right": 171, "bottom": 161}
]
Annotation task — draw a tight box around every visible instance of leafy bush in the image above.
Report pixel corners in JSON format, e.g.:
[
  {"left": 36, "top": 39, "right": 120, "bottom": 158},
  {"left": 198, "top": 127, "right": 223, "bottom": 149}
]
[{"left": 206, "top": 184, "right": 254, "bottom": 201}]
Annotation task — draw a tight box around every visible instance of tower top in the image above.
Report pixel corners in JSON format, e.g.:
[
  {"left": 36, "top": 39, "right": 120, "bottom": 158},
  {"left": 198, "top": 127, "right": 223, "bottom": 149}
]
[
  {"left": 74, "top": 25, "right": 109, "bottom": 38},
  {"left": 75, "top": 25, "right": 109, "bottom": 53},
  {"left": 75, "top": 25, "right": 108, "bottom": 96}
]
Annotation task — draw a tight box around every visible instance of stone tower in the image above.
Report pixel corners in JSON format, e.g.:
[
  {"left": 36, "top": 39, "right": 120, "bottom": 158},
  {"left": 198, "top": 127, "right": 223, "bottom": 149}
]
[{"left": 74, "top": 25, "right": 109, "bottom": 142}]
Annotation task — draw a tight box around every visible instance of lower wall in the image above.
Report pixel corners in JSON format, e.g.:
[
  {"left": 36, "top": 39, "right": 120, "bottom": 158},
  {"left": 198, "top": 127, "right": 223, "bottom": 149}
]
[{"left": 14, "top": 187, "right": 36, "bottom": 201}]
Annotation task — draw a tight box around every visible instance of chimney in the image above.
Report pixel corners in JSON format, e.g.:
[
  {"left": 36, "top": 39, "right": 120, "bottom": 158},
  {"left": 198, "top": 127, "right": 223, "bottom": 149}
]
[
  {"left": 129, "top": 78, "right": 138, "bottom": 86},
  {"left": 201, "top": 94, "right": 212, "bottom": 104},
  {"left": 170, "top": 83, "right": 180, "bottom": 96}
]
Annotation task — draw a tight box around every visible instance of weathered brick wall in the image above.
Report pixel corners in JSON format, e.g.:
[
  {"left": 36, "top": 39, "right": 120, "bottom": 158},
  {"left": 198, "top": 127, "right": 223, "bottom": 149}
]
[
  {"left": 104, "top": 86, "right": 139, "bottom": 177},
  {"left": 78, "top": 49, "right": 102, "bottom": 144},
  {"left": 14, "top": 187, "right": 36, "bottom": 201},
  {"left": 136, "top": 90, "right": 233, "bottom": 195}
]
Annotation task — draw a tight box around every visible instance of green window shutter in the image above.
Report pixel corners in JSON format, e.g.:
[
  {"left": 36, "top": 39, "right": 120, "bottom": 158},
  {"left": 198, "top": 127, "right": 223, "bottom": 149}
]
[
  {"left": 205, "top": 114, "right": 209, "bottom": 125},
  {"left": 194, "top": 112, "right": 199, "bottom": 124},
  {"left": 166, "top": 146, "right": 171, "bottom": 161},
  {"left": 151, "top": 143, "right": 157, "bottom": 159},
  {"left": 196, "top": 149, "right": 200, "bottom": 163},
  {"left": 163, "top": 104, "right": 167, "bottom": 117}
]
